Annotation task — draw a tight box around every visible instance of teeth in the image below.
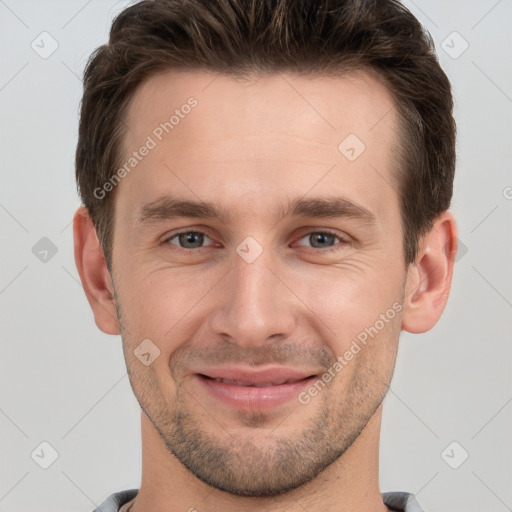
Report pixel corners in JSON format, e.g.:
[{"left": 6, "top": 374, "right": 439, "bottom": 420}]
[{"left": 211, "top": 377, "right": 300, "bottom": 386}]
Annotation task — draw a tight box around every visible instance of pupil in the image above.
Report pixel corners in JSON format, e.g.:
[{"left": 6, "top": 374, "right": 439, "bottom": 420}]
[
  {"left": 311, "top": 233, "right": 334, "bottom": 248},
  {"left": 180, "top": 232, "right": 203, "bottom": 248}
]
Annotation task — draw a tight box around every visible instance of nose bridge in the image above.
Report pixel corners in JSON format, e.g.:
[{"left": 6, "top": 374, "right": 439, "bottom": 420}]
[{"left": 210, "top": 244, "right": 296, "bottom": 346}]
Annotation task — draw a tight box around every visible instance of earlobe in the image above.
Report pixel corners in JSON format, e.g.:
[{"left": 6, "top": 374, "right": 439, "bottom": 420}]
[
  {"left": 401, "top": 211, "right": 458, "bottom": 334},
  {"left": 73, "top": 206, "right": 120, "bottom": 335}
]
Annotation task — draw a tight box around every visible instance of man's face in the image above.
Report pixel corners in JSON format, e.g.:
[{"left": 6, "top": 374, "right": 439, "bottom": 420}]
[{"left": 111, "top": 69, "right": 406, "bottom": 496}]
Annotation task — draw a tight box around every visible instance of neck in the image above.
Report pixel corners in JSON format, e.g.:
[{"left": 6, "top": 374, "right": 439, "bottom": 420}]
[{"left": 130, "top": 405, "right": 390, "bottom": 512}]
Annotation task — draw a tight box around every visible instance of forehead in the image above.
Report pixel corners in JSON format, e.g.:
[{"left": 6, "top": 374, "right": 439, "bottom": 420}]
[
  {"left": 118, "top": 68, "right": 400, "bottom": 221},
  {"left": 124, "top": 68, "right": 398, "bottom": 147}
]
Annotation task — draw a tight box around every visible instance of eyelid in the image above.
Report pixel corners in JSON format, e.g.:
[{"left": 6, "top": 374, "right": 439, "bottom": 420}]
[
  {"left": 292, "top": 229, "right": 350, "bottom": 251},
  {"left": 161, "top": 225, "right": 215, "bottom": 241},
  {"left": 161, "top": 228, "right": 217, "bottom": 249},
  {"left": 161, "top": 227, "right": 351, "bottom": 255}
]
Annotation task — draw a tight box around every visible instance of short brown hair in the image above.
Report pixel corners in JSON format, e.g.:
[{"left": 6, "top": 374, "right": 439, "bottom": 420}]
[{"left": 75, "top": 0, "right": 456, "bottom": 269}]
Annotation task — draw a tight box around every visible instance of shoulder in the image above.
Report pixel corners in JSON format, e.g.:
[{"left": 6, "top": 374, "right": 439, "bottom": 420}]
[
  {"left": 91, "top": 489, "right": 139, "bottom": 512},
  {"left": 382, "top": 491, "right": 425, "bottom": 512}
]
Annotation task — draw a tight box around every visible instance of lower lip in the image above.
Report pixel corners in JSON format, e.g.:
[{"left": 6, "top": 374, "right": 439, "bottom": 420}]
[{"left": 196, "top": 375, "right": 317, "bottom": 410}]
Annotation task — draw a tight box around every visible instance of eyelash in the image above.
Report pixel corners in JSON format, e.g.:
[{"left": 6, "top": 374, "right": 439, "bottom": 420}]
[{"left": 162, "top": 229, "right": 350, "bottom": 254}]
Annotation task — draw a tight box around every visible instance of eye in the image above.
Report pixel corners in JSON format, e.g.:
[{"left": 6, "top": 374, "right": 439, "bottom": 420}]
[
  {"left": 162, "top": 229, "right": 349, "bottom": 253},
  {"left": 164, "top": 231, "right": 215, "bottom": 250},
  {"left": 293, "top": 231, "right": 349, "bottom": 252}
]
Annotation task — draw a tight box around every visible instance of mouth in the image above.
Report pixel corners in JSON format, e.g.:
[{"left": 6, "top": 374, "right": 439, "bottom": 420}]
[
  {"left": 199, "top": 375, "right": 312, "bottom": 387},
  {"left": 194, "top": 371, "right": 318, "bottom": 410}
]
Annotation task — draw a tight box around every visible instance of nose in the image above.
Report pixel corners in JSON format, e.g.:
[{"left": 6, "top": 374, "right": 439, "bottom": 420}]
[{"left": 209, "top": 247, "right": 297, "bottom": 348}]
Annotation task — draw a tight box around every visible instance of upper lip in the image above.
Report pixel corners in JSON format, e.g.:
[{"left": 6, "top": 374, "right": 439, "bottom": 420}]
[{"left": 197, "top": 366, "right": 317, "bottom": 385}]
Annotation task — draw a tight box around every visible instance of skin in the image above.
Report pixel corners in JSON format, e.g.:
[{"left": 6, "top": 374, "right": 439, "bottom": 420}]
[{"left": 74, "top": 69, "right": 458, "bottom": 512}]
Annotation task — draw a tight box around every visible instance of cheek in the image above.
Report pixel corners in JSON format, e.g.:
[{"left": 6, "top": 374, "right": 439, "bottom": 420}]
[
  {"left": 115, "top": 242, "right": 404, "bottom": 357},
  {"left": 116, "top": 264, "right": 223, "bottom": 344},
  {"left": 296, "top": 263, "right": 403, "bottom": 344},
  {"left": 325, "top": 311, "right": 402, "bottom": 405}
]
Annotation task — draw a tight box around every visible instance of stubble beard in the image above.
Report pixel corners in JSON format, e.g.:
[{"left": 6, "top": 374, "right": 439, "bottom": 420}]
[{"left": 113, "top": 286, "right": 396, "bottom": 497}]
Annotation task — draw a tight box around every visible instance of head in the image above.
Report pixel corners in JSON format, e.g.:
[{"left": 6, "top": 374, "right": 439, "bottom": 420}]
[{"left": 74, "top": 0, "right": 458, "bottom": 498}]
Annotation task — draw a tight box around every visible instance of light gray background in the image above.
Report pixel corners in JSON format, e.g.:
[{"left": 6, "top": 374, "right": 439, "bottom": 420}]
[{"left": 1, "top": 1, "right": 511, "bottom": 511}]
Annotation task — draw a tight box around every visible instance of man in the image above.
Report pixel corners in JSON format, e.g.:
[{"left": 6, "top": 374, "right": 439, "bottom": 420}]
[{"left": 73, "top": 0, "right": 458, "bottom": 511}]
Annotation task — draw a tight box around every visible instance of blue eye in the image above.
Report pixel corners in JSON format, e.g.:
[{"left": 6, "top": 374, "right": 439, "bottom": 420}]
[
  {"left": 166, "top": 231, "right": 214, "bottom": 249},
  {"left": 295, "top": 231, "right": 347, "bottom": 252},
  {"left": 163, "top": 229, "right": 348, "bottom": 253}
]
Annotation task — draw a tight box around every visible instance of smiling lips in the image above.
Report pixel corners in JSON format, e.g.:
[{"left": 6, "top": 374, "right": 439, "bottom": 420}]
[
  {"left": 208, "top": 376, "right": 307, "bottom": 387},
  {"left": 195, "top": 366, "right": 318, "bottom": 410}
]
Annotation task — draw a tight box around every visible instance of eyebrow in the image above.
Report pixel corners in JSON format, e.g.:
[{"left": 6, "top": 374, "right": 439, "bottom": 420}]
[{"left": 137, "top": 195, "right": 377, "bottom": 226}]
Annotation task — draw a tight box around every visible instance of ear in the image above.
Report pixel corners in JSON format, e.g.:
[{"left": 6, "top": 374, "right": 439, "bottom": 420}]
[
  {"left": 402, "top": 211, "right": 458, "bottom": 334},
  {"left": 73, "top": 206, "right": 120, "bottom": 335}
]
